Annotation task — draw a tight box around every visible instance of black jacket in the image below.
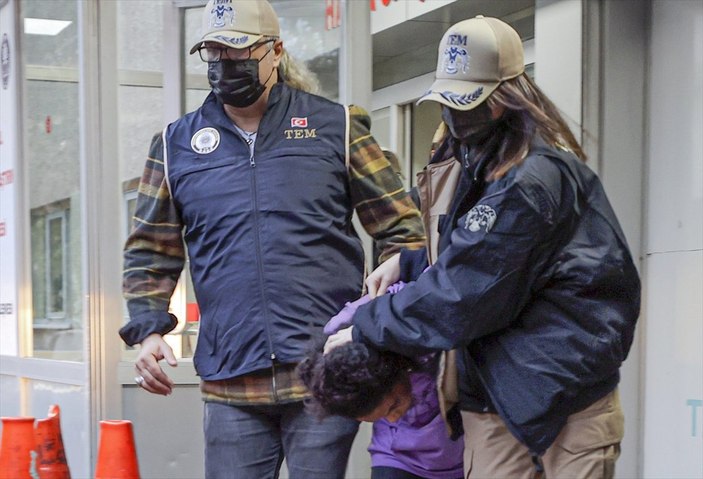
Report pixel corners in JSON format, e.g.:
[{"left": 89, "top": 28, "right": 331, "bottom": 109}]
[{"left": 352, "top": 138, "right": 641, "bottom": 454}]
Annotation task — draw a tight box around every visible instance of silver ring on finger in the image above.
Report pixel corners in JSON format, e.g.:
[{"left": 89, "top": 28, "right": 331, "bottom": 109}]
[{"left": 134, "top": 375, "right": 145, "bottom": 387}]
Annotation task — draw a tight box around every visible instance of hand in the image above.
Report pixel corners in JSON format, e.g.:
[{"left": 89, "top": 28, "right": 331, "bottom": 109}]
[
  {"left": 324, "top": 326, "right": 354, "bottom": 355},
  {"left": 134, "top": 333, "right": 177, "bottom": 396},
  {"left": 324, "top": 295, "right": 373, "bottom": 335},
  {"left": 366, "top": 253, "right": 401, "bottom": 298}
]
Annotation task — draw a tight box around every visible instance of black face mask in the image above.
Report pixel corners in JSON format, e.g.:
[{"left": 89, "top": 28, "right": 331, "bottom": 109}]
[
  {"left": 208, "top": 52, "right": 273, "bottom": 108},
  {"left": 442, "top": 103, "right": 503, "bottom": 146}
]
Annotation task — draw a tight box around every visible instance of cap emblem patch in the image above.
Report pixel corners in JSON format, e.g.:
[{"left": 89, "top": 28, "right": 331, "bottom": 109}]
[
  {"left": 191, "top": 127, "right": 221, "bottom": 154},
  {"left": 464, "top": 204, "right": 497, "bottom": 232},
  {"left": 210, "top": 1, "right": 235, "bottom": 29},
  {"left": 442, "top": 46, "right": 469, "bottom": 75}
]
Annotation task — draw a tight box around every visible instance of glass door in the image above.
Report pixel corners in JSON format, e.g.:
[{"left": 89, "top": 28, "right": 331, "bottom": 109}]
[{"left": 15, "top": 0, "right": 90, "bottom": 475}]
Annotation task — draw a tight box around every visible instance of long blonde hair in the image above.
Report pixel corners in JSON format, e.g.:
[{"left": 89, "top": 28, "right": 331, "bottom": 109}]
[{"left": 279, "top": 50, "right": 321, "bottom": 95}]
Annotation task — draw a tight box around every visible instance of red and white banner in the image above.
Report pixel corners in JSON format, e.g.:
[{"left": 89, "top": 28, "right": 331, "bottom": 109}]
[{"left": 324, "top": 0, "right": 341, "bottom": 31}]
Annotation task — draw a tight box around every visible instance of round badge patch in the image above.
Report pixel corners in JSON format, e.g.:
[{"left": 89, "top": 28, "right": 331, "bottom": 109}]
[
  {"left": 464, "top": 204, "right": 497, "bottom": 233},
  {"left": 191, "top": 127, "right": 220, "bottom": 154}
]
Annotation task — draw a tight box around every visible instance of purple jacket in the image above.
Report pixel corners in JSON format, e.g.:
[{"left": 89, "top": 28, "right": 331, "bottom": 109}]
[{"left": 326, "top": 284, "right": 463, "bottom": 479}]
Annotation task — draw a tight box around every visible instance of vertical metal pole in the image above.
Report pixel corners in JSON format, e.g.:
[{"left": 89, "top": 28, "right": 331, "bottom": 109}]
[
  {"left": 6, "top": 0, "right": 33, "bottom": 362},
  {"left": 340, "top": 0, "right": 374, "bottom": 269},
  {"left": 339, "top": 0, "right": 371, "bottom": 110},
  {"left": 78, "top": 0, "right": 121, "bottom": 473},
  {"left": 163, "top": 2, "right": 184, "bottom": 123}
]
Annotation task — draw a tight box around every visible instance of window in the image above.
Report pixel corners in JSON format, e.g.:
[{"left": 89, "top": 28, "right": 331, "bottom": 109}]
[
  {"left": 31, "top": 202, "right": 70, "bottom": 326},
  {"left": 45, "top": 210, "right": 67, "bottom": 320},
  {"left": 29, "top": 200, "right": 80, "bottom": 358},
  {"left": 123, "top": 189, "right": 138, "bottom": 238},
  {"left": 117, "top": 1, "right": 166, "bottom": 183},
  {"left": 22, "top": 0, "right": 82, "bottom": 360}
]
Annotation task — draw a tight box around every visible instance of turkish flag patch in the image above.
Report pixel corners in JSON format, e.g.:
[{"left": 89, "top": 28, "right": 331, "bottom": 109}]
[{"left": 291, "top": 117, "right": 308, "bottom": 128}]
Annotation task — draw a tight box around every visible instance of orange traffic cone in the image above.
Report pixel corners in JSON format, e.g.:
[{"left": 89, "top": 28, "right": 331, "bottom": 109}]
[
  {"left": 35, "top": 405, "right": 71, "bottom": 478},
  {"left": 94, "top": 420, "right": 140, "bottom": 479},
  {"left": 0, "top": 416, "right": 36, "bottom": 479}
]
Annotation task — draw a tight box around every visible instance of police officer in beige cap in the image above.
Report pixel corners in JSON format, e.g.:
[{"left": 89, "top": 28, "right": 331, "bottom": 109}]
[
  {"left": 327, "top": 15, "right": 640, "bottom": 479},
  {"left": 120, "top": 0, "right": 426, "bottom": 478}
]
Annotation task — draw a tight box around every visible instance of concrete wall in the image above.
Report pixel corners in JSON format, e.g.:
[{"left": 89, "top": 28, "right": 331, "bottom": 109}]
[{"left": 641, "top": 1, "right": 703, "bottom": 477}]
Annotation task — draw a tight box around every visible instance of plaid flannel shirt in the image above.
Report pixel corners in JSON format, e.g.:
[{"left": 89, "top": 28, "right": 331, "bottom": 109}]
[{"left": 123, "top": 104, "right": 425, "bottom": 405}]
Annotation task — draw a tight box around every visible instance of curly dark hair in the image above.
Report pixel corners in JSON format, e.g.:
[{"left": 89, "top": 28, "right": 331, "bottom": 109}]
[{"left": 297, "top": 340, "right": 417, "bottom": 419}]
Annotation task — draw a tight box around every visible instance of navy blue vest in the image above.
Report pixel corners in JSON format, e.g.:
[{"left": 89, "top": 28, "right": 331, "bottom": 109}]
[{"left": 164, "top": 85, "right": 364, "bottom": 380}]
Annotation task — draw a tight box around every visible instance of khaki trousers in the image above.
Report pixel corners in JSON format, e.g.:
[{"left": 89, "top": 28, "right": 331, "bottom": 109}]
[{"left": 462, "top": 390, "right": 624, "bottom": 479}]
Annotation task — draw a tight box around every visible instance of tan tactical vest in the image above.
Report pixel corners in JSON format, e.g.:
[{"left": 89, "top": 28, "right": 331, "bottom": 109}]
[{"left": 415, "top": 122, "right": 462, "bottom": 436}]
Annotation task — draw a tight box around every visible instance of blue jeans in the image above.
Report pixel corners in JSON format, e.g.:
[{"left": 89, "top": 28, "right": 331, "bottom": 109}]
[{"left": 204, "top": 401, "right": 359, "bottom": 479}]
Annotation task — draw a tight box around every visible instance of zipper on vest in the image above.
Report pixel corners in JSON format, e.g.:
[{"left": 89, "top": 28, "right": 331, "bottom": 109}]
[
  {"left": 248, "top": 152, "right": 277, "bottom": 373},
  {"left": 271, "top": 353, "right": 279, "bottom": 402}
]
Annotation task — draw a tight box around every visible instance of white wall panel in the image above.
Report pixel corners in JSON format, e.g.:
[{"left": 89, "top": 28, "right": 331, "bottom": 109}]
[
  {"left": 535, "top": 0, "right": 582, "bottom": 145},
  {"left": 596, "top": 4, "right": 648, "bottom": 474},
  {"left": 643, "top": 1, "right": 703, "bottom": 477},
  {"left": 0, "top": 374, "right": 20, "bottom": 416},
  {"left": 642, "top": 250, "right": 703, "bottom": 478},
  {"left": 647, "top": 0, "right": 703, "bottom": 254}
]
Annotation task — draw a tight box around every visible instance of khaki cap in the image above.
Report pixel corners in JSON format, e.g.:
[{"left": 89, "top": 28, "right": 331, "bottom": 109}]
[
  {"left": 418, "top": 15, "right": 524, "bottom": 111},
  {"left": 189, "top": 0, "right": 280, "bottom": 54}
]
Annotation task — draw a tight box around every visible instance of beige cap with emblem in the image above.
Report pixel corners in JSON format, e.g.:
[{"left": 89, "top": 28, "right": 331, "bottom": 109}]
[
  {"left": 189, "top": 0, "right": 280, "bottom": 54},
  {"left": 418, "top": 15, "right": 524, "bottom": 111}
]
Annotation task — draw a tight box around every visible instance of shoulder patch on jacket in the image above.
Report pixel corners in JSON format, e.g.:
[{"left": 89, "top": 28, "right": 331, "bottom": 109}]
[{"left": 464, "top": 204, "right": 497, "bottom": 232}]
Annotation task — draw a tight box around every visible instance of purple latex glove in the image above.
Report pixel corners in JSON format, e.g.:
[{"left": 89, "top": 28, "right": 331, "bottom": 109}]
[{"left": 324, "top": 281, "right": 407, "bottom": 335}]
